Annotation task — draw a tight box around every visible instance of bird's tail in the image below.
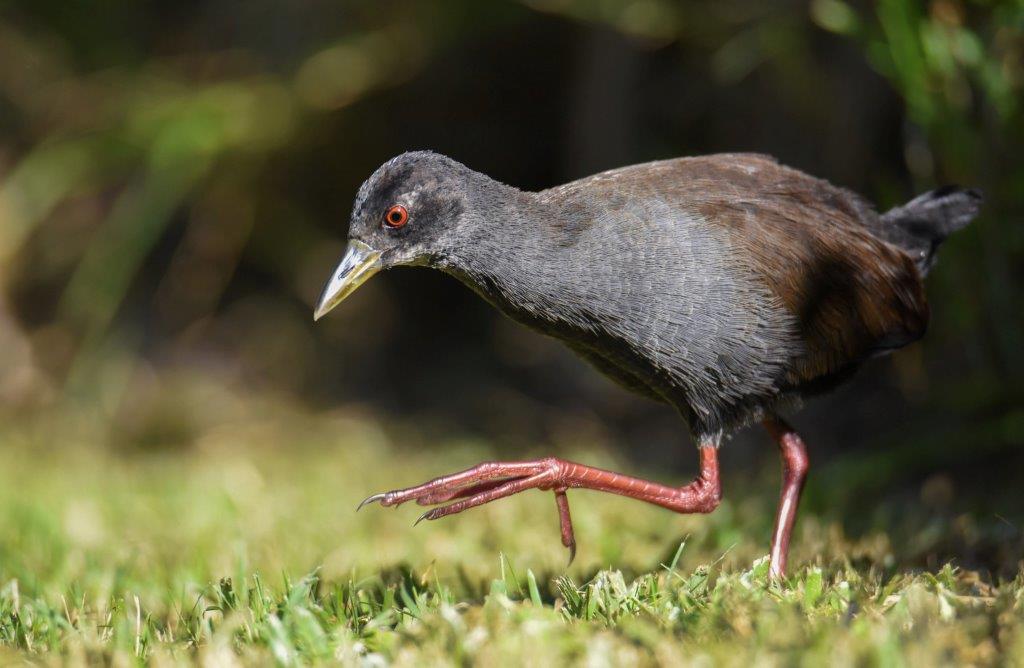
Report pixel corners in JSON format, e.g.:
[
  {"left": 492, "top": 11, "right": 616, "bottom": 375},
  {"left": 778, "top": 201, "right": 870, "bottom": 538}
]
[{"left": 878, "top": 186, "right": 982, "bottom": 275}]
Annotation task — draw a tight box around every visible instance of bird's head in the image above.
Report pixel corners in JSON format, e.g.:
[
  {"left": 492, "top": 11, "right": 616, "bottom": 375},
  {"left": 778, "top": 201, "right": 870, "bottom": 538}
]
[{"left": 314, "top": 151, "right": 475, "bottom": 320}]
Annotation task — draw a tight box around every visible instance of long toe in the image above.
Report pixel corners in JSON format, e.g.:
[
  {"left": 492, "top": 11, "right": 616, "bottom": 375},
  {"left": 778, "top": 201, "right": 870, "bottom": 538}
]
[
  {"left": 414, "top": 471, "right": 553, "bottom": 523},
  {"left": 415, "top": 478, "right": 530, "bottom": 506},
  {"left": 359, "top": 460, "right": 553, "bottom": 509}
]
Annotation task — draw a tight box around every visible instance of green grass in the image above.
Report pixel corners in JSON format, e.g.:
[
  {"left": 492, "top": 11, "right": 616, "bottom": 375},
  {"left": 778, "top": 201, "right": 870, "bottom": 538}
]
[{"left": 0, "top": 379, "right": 1022, "bottom": 665}]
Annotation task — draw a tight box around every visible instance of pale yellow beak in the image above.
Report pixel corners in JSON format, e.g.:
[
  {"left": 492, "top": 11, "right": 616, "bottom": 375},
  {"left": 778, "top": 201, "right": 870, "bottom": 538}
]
[{"left": 313, "top": 240, "right": 382, "bottom": 321}]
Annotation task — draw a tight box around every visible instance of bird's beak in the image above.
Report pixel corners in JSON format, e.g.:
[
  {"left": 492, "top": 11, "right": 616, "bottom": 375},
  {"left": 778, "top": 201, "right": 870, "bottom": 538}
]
[{"left": 313, "top": 240, "right": 383, "bottom": 321}]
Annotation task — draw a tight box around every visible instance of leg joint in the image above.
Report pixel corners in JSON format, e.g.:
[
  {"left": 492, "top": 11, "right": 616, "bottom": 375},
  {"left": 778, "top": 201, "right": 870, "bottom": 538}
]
[
  {"left": 779, "top": 434, "right": 809, "bottom": 477},
  {"left": 692, "top": 475, "right": 722, "bottom": 513}
]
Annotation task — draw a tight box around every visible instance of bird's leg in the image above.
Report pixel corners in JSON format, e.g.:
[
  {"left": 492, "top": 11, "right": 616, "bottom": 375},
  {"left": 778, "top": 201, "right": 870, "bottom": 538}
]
[
  {"left": 358, "top": 444, "right": 721, "bottom": 559},
  {"left": 763, "top": 415, "right": 809, "bottom": 579}
]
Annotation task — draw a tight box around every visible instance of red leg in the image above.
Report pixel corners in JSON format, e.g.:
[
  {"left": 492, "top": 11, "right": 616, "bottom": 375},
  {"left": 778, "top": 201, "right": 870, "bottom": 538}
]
[
  {"left": 358, "top": 444, "right": 722, "bottom": 560},
  {"left": 763, "top": 416, "right": 809, "bottom": 579}
]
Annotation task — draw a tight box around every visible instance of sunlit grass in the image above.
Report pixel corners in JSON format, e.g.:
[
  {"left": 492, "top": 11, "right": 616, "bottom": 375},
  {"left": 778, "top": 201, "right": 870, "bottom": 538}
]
[{"left": 0, "top": 379, "right": 1021, "bottom": 665}]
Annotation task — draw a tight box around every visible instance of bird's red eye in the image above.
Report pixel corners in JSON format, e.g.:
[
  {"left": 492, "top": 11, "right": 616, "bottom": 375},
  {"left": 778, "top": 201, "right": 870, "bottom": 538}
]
[{"left": 384, "top": 204, "right": 409, "bottom": 228}]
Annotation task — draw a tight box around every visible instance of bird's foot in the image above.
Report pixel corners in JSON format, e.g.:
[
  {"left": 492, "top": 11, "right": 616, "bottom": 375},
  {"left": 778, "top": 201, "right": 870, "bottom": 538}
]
[
  {"left": 357, "top": 458, "right": 566, "bottom": 510},
  {"left": 357, "top": 458, "right": 577, "bottom": 562},
  {"left": 357, "top": 450, "right": 723, "bottom": 565}
]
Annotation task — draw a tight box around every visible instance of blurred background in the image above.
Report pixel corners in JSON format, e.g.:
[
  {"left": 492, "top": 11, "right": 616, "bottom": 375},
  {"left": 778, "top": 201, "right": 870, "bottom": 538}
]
[{"left": 0, "top": 1, "right": 1022, "bottom": 569}]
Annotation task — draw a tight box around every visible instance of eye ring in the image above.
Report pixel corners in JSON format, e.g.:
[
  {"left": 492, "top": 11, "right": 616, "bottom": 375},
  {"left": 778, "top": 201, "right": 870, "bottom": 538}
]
[{"left": 384, "top": 204, "right": 409, "bottom": 228}]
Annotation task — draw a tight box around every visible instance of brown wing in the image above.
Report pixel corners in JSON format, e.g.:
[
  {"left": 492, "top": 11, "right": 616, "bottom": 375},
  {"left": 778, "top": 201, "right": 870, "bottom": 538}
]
[{"left": 678, "top": 154, "right": 929, "bottom": 387}]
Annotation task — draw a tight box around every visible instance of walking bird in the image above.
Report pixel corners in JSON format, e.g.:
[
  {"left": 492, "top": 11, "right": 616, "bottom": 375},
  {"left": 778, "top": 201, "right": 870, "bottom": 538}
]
[{"left": 314, "top": 151, "right": 981, "bottom": 577}]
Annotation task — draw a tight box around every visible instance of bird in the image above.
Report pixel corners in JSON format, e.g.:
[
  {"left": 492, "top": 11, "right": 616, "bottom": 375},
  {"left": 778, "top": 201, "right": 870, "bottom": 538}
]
[{"left": 314, "top": 150, "right": 981, "bottom": 577}]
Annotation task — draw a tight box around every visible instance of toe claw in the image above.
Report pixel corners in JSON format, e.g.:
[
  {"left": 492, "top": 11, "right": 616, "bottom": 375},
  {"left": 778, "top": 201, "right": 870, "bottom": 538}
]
[
  {"left": 356, "top": 492, "right": 386, "bottom": 511},
  {"left": 414, "top": 509, "right": 434, "bottom": 526},
  {"left": 566, "top": 541, "right": 577, "bottom": 567}
]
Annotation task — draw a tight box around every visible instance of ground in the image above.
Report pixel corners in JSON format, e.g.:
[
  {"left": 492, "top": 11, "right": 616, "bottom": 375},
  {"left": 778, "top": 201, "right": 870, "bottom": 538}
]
[{"left": 0, "top": 378, "right": 1021, "bottom": 666}]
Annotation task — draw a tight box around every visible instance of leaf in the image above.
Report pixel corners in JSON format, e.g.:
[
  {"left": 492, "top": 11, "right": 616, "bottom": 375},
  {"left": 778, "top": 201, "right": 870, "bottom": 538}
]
[
  {"left": 527, "top": 570, "right": 543, "bottom": 607},
  {"left": 804, "top": 567, "right": 824, "bottom": 611}
]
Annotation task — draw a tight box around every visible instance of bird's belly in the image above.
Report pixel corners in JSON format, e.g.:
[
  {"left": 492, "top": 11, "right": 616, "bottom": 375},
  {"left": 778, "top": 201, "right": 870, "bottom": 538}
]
[
  {"left": 446, "top": 214, "right": 804, "bottom": 438},
  {"left": 487, "top": 279, "right": 801, "bottom": 438}
]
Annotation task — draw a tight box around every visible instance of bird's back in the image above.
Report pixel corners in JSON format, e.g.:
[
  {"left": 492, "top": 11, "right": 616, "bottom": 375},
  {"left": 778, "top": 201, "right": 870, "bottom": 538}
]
[{"left": 527, "top": 154, "right": 929, "bottom": 432}]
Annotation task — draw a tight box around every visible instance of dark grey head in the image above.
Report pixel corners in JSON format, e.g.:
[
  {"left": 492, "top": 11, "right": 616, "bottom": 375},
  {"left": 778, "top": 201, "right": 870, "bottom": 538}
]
[{"left": 314, "top": 151, "right": 483, "bottom": 319}]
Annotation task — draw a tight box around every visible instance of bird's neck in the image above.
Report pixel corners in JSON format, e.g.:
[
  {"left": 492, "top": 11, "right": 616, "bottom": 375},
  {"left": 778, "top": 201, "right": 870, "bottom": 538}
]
[{"left": 435, "top": 188, "right": 568, "bottom": 325}]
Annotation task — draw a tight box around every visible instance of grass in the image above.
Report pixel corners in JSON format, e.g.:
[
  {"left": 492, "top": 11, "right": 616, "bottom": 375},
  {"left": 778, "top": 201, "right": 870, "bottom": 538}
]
[{"left": 0, "top": 377, "right": 1022, "bottom": 665}]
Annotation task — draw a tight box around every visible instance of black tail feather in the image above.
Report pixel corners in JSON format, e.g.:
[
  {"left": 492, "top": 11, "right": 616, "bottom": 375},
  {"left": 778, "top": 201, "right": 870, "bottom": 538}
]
[{"left": 879, "top": 186, "right": 982, "bottom": 274}]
